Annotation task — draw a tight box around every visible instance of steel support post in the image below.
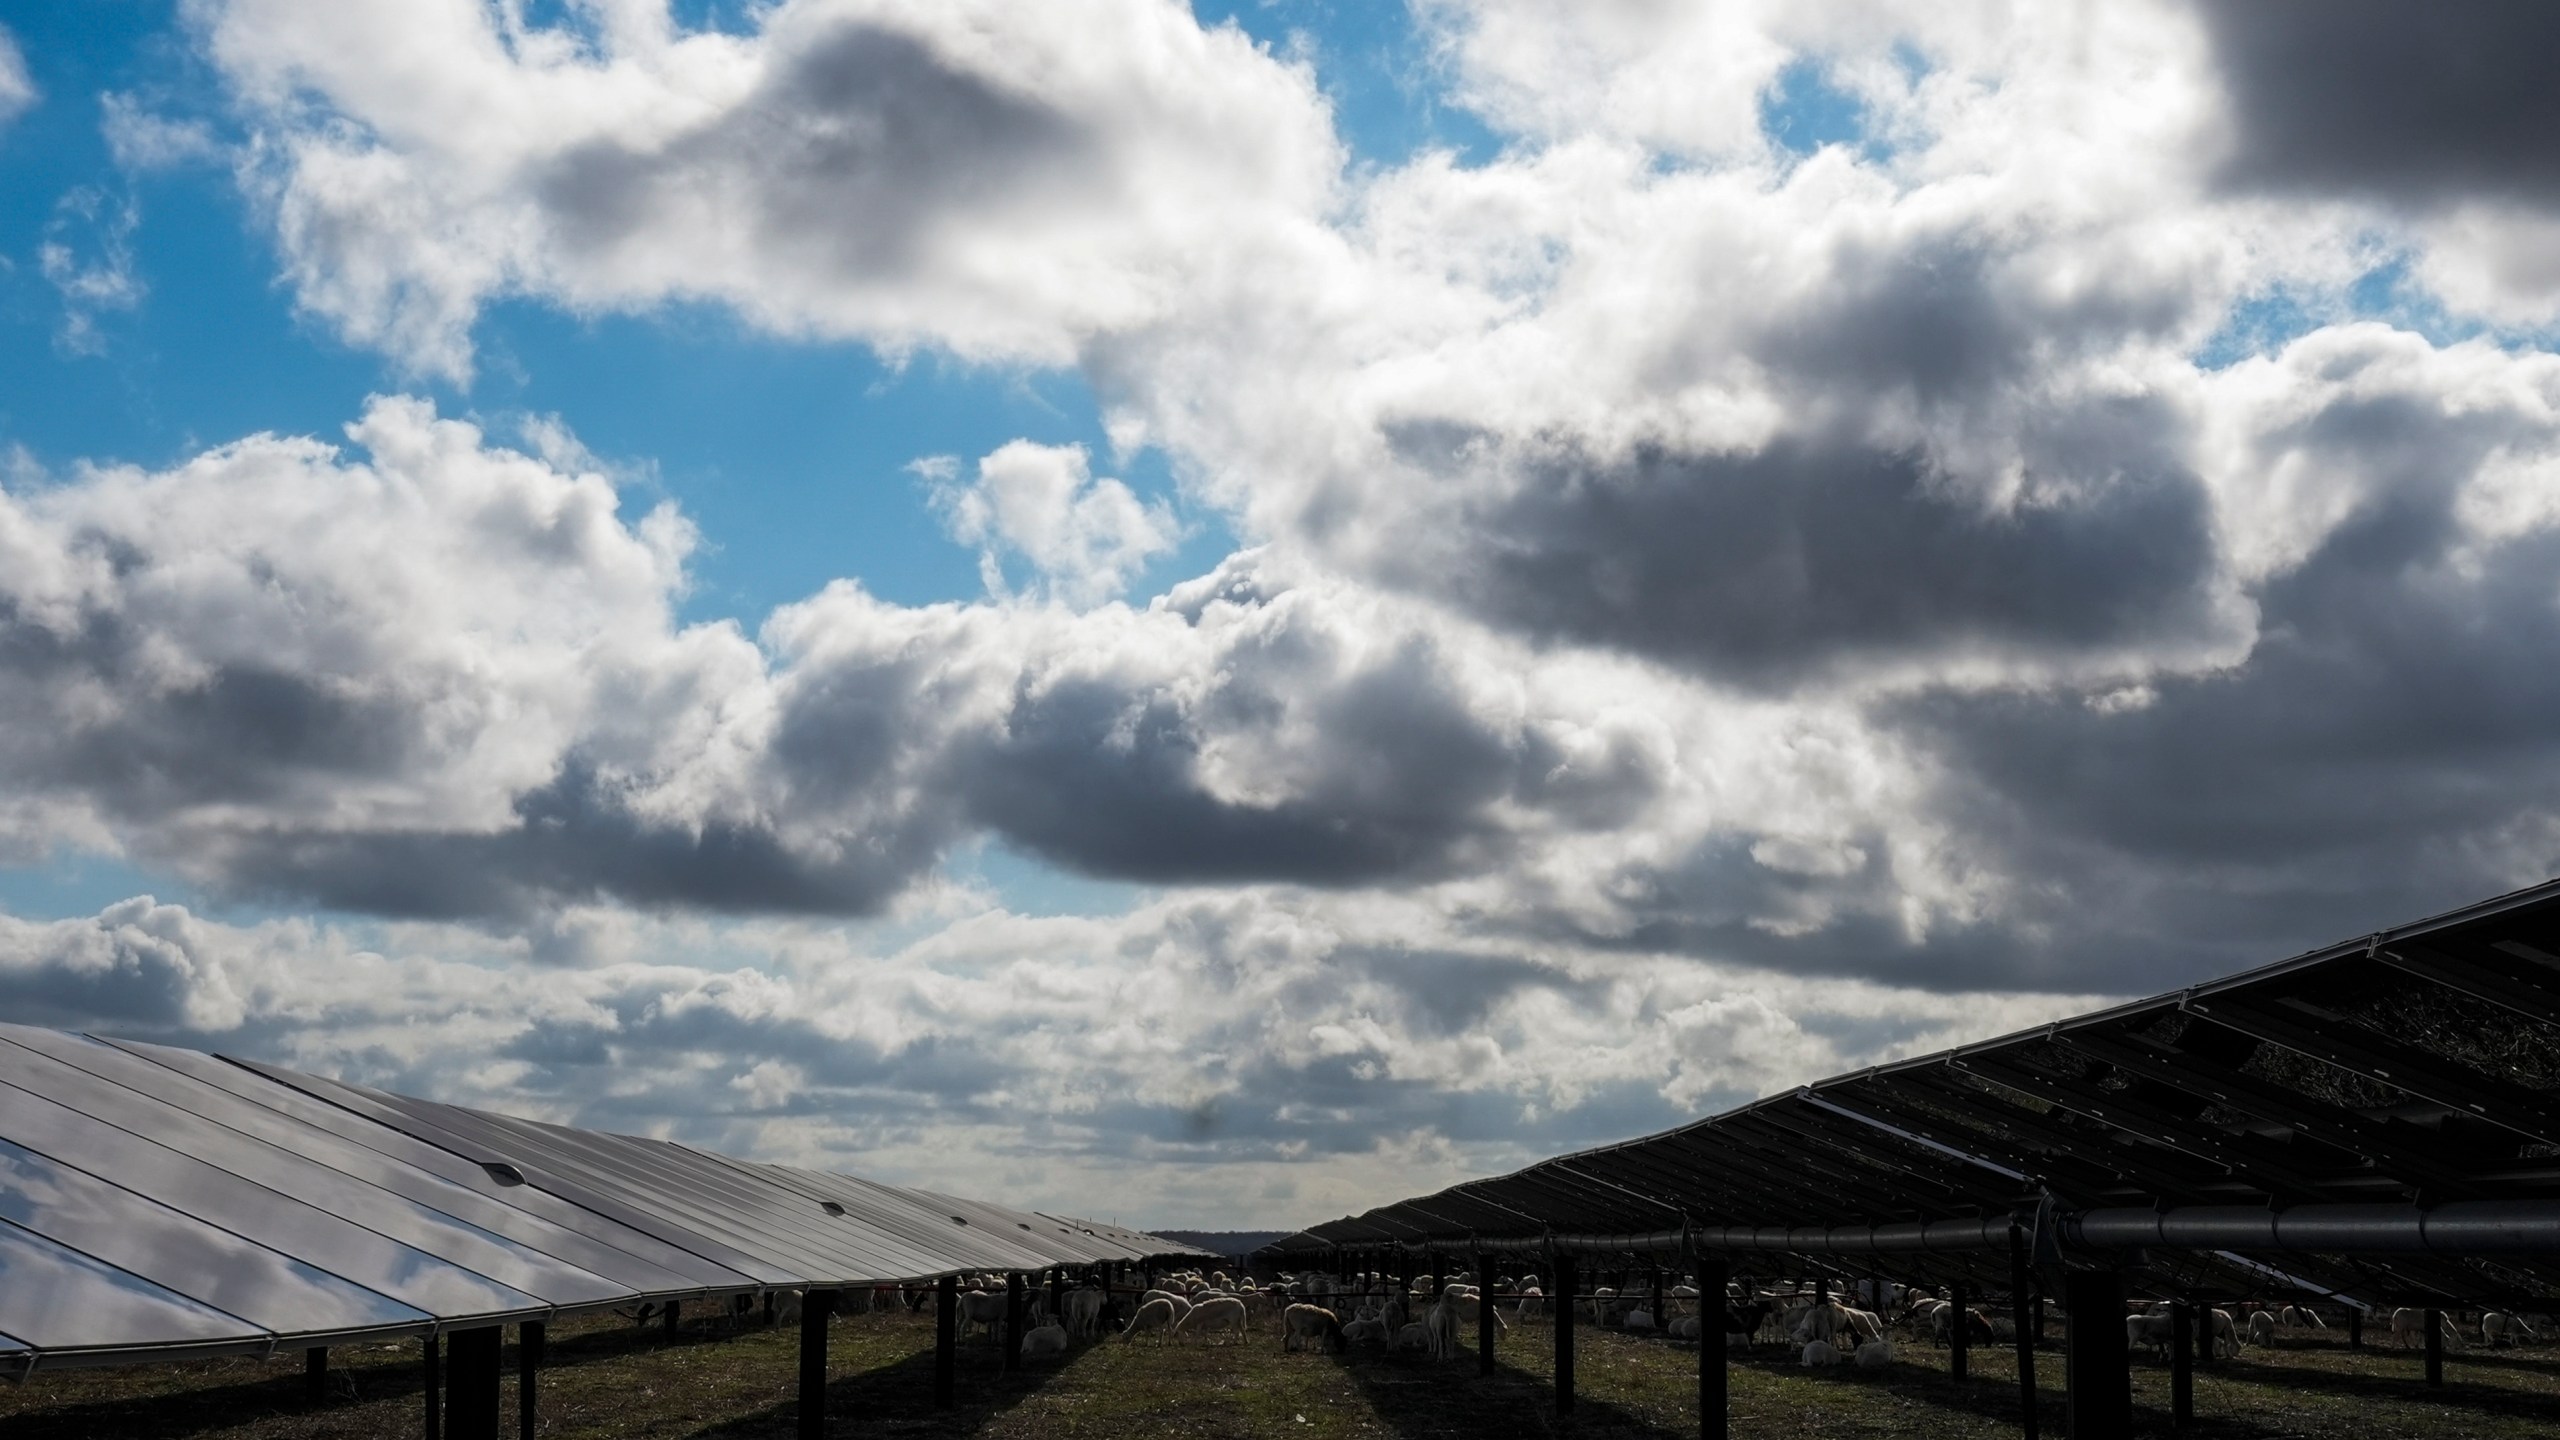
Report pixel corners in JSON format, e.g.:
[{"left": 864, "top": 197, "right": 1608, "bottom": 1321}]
[
  {"left": 2348, "top": 1307, "right": 2362, "bottom": 1349},
  {"left": 1951, "top": 1282, "right": 1971, "bottom": 1383},
  {"left": 1700, "top": 1254, "right": 1729, "bottom": 1440},
  {"left": 1554, "top": 1253, "right": 1578, "bottom": 1416},
  {"left": 1476, "top": 1250, "right": 1497, "bottom": 1377},
  {"left": 662, "top": 1300, "right": 680, "bottom": 1339},
  {"left": 2009, "top": 1228, "right": 2040, "bottom": 1440},
  {"left": 935, "top": 1276, "right": 958, "bottom": 1410},
  {"left": 518, "top": 1322, "right": 543, "bottom": 1440},
  {"left": 1005, "top": 1273, "right": 1025, "bottom": 1373},
  {"left": 1050, "top": 1269, "right": 1066, "bottom": 1333},
  {"left": 2062, "top": 1270, "right": 2131, "bottom": 1440},
  {"left": 446, "top": 1326, "right": 502, "bottom": 1440},
  {"left": 306, "top": 1346, "right": 327, "bottom": 1401},
  {"left": 2169, "top": 1301, "right": 2193, "bottom": 1428},
  {"left": 424, "top": 1333, "right": 442, "bottom": 1440},
  {"left": 2425, "top": 1308, "right": 2444, "bottom": 1388},
  {"left": 799, "top": 1288, "right": 837, "bottom": 1440}
]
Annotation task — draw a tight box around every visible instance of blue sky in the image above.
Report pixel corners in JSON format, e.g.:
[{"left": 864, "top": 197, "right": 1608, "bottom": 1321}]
[{"left": 0, "top": 0, "right": 1494, "bottom": 920}]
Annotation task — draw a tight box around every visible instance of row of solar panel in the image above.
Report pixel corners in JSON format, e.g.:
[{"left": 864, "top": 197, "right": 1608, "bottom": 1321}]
[{"left": 0, "top": 1023, "right": 1200, "bottom": 1370}]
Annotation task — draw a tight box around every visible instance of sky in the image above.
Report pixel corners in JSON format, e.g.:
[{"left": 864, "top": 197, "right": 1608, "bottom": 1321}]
[{"left": 2, "top": 1, "right": 2559, "bottom": 1230}]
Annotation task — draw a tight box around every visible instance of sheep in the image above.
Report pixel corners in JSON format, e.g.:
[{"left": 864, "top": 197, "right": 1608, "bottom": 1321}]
[
  {"left": 1668, "top": 1316, "right": 1703, "bottom": 1341},
  {"left": 1514, "top": 1286, "right": 1546, "bottom": 1322},
  {"left": 2244, "top": 1310, "right": 2276, "bottom": 1348},
  {"left": 1141, "top": 1289, "right": 1194, "bottom": 1324},
  {"left": 1442, "top": 1290, "right": 1507, "bottom": 1334},
  {"left": 2279, "top": 1304, "right": 2326, "bottom": 1333},
  {"left": 1801, "top": 1339, "right": 1839, "bottom": 1367},
  {"left": 1853, "top": 1337, "right": 1894, "bottom": 1368},
  {"left": 1062, "top": 1286, "right": 1107, "bottom": 1340},
  {"left": 1393, "top": 1322, "right": 1430, "bottom": 1353},
  {"left": 2127, "top": 1310, "right": 2174, "bottom": 1360},
  {"left": 957, "top": 1289, "right": 1011, "bottom": 1344},
  {"left": 1177, "top": 1296, "right": 1250, "bottom": 1346},
  {"left": 1282, "top": 1304, "right": 1345, "bottom": 1354},
  {"left": 1423, "top": 1299, "right": 1463, "bottom": 1361},
  {"left": 1341, "top": 1316, "right": 1389, "bottom": 1348},
  {"left": 1121, "top": 1298, "right": 1180, "bottom": 1345},
  {"left": 2392, "top": 1307, "right": 2467, "bottom": 1351},
  {"left": 1020, "top": 1322, "right": 1069, "bottom": 1360},
  {"left": 1623, "top": 1308, "right": 1657, "bottom": 1333},
  {"left": 2484, "top": 1311, "right": 2541, "bottom": 1347}
]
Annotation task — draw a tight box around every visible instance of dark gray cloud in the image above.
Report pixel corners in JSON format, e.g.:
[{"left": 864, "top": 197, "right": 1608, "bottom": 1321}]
[
  {"left": 192, "top": 761, "right": 958, "bottom": 920},
  {"left": 1388, "top": 431, "right": 2223, "bottom": 689},
  {"left": 954, "top": 636, "right": 1530, "bottom": 885},
  {"left": 540, "top": 22, "right": 1091, "bottom": 283},
  {"left": 2199, "top": 0, "right": 2560, "bottom": 208}
]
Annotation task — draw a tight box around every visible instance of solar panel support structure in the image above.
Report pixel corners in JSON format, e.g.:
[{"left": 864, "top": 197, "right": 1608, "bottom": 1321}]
[
  {"left": 2062, "top": 1269, "right": 2130, "bottom": 1440},
  {"left": 424, "top": 1333, "right": 442, "bottom": 1440},
  {"left": 1005, "top": 1272, "right": 1025, "bottom": 1372},
  {"left": 2008, "top": 1227, "right": 2039, "bottom": 1440},
  {"left": 305, "top": 1345, "right": 326, "bottom": 1401},
  {"left": 1553, "top": 1252, "right": 1577, "bottom": 1416},
  {"left": 1475, "top": 1248, "right": 1495, "bottom": 1377},
  {"left": 2426, "top": 1308, "right": 2444, "bottom": 1388},
  {"left": 2169, "top": 1300, "right": 2192, "bottom": 1427},
  {"left": 935, "top": 1275, "right": 958, "bottom": 1409},
  {"left": 519, "top": 1322, "right": 543, "bottom": 1440},
  {"left": 798, "top": 1288, "right": 836, "bottom": 1440},
  {"left": 447, "top": 1325, "right": 502, "bottom": 1440},
  {"left": 1698, "top": 1252, "right": 1728, "bottom": 1440},
  {"left": 662, "top": 1300, "right": 679, "bottom": 1339},
  {"left": 2348, "top": 1307, "right": 2362, "bottom": 1349},
  {"left": 1950, "top": 1282, "right": 1970, "bottom": 1382}
]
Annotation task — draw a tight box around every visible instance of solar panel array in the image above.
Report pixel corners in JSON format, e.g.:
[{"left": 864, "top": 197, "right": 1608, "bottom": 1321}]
[
  {"left": 0, "top": 1025, "right": 1204, "bottom": 1373},
  {"left": 1274, "top": 878, "right": 2560, "bottom": 1308}
]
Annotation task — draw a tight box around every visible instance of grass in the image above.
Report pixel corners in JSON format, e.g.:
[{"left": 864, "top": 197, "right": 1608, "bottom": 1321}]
[{"left": 4, "top": 1306, "right": 2557, "bottom": 1438}]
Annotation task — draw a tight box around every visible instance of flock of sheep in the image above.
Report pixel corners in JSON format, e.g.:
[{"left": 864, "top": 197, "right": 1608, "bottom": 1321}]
[{"left": 747, "top": 1268, "right": 2551, "bottom": 1373}]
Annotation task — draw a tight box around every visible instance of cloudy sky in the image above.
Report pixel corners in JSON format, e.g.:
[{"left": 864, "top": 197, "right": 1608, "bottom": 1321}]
[{"left": 2, "top": 1, "right": 2557, "bottom": 1229}]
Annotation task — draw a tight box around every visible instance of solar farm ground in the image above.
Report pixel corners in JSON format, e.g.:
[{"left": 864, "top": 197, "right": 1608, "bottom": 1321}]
[{"left": 5, "top": 1305, "right": 2558, "bottom": 1438}]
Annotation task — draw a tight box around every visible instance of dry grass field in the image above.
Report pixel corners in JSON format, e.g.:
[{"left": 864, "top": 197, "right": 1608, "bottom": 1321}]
[{"left": 5, "top": 1306, "right": 2558, "bottom": 1439}]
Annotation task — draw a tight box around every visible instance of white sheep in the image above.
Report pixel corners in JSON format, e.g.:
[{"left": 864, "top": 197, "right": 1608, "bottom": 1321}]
[
  {"left": 1020, "top": 1322, "right": 1068, "bottom": 1360},
  {"left": 1177, "top": 1296, "right": 1249, "bottom": 1345},
  {"left": 1121, "top": 1298, "right": 1180, "bottom": 1345},
  {"left": 1801, "top": 1339, "right": 1839, "bottom": 1367},
  {"left": 1282, "top": 1304, "right": 1345, "bottom": 1353}
]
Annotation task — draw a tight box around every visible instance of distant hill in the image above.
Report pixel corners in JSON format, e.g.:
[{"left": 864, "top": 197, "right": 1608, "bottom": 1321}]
[{"left": 1153, "top": 1229, "right": 1293, "bottom": 1257}]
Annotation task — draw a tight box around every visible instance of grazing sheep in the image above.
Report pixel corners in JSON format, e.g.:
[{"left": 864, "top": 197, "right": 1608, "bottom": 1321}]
[
  {"left": 1282, "top": 1304, "right": 1345, "bottom": 1354},
  {"left": 1020, "top": 1322, "right": 1069, "bottom": 1360},
  {"left": 2485, "top": 1311, "right": 2541, "bottom": 1347},
  {"left": 1854, "top": 1338, "right": 1894, "bottom": 1369},
  {"left": 1122, "top": 1298, "right": 1180, "bottom": 1345},
  {"left": 1423, "top": 1299, "right": 1462, "bottom": 1361},
  {"left": 1801, "top": 1339, "right": 1839, "bottom": 1367},
  {"left": 2244, "top": 1310, "right": 2276, "bottom": 1348},
  {"left": 2392, "top": 1308, "right": 2466, "bottom": 1350},
  {"left": 1623, "top": 1309, "right": 1656, "bottom": 1333},
  {"left": 1177, "top": 1296, "right": 1250, "bottom": 1345}
]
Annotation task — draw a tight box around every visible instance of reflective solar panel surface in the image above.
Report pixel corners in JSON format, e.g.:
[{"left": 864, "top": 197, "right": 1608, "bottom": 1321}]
[
  {"left": 0, "top": 1022, "right": 1210, "bottom": 1370},
  {"left": 1274, "top": 877, "right": 2560, "bottom": 1310}
]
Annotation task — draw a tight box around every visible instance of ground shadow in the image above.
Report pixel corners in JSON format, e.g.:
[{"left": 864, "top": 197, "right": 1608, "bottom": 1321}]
[
  {"left": 1330, "top": 1348, "right": 1694, "bottom": 1440},
  {"left": 0, "top": 1313, "right": 788, "bottom": 1440},
  {"left": 683, "top": 1332, "right": 1075, "bottom": 1439}
]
